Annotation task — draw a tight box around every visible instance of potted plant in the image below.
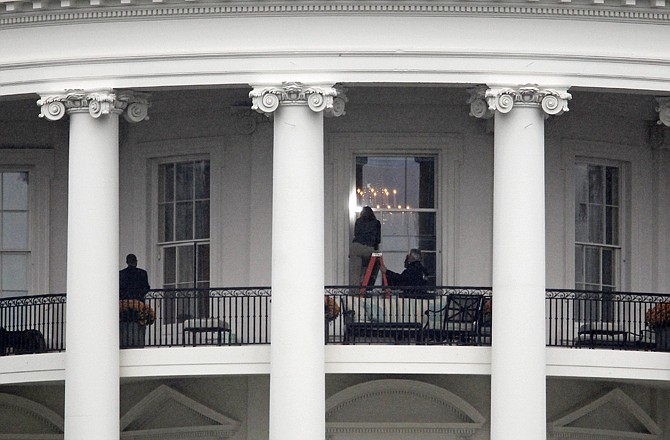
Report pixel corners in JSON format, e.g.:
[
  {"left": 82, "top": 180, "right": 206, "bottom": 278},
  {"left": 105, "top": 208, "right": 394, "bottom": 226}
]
[
  {"left": 119, "top": 299, "right": 156, "bottom": 348},
  {"left": 645, "top": 303, "right": 670, "bottom": 351},
  {"left": 324, "top": 297, "right": 341, "bottom": 321}
]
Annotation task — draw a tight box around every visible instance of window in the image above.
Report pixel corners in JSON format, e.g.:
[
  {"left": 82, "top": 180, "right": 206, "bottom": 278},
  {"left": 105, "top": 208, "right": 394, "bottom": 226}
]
[
  {"left": 574, "top": 161, "right": 621, "bottom": 320},
  {"left": 355, "top": 156, "right": 437, "bottom": 284},
  {"left": 0, "top": 171, "right": 29, "bottom": 297},
  {"left": 158, "top": 160, "right": 210, "bottom": 321}
]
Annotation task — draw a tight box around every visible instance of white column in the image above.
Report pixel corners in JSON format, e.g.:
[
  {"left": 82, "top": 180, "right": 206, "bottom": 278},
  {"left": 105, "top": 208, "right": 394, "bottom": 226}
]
[
  {"left": 250, "top": 82, "right": 345, "bottom": 440},
  {"left": 38, "top": 90, "right": 149, "bottom": 440},
  {"left": 470, "top": 85, "right": 570, "bottom": 440}
]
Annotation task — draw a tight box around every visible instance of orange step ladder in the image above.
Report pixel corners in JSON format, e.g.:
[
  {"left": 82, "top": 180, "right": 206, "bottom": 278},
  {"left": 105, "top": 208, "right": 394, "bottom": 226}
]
[{"left": 360, "top": 252, "right": 389, "bottom": 294}]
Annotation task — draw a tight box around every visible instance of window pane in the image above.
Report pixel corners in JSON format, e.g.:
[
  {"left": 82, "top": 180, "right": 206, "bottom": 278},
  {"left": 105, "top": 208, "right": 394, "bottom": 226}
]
[
  {"left": 606, "top": 206, "right": 619, "bottom": 245},
  {"left": 417, "top": 212, "right": 436, "bottom": 251},
  {"left": 2, "top": 172, "right": 28, "bottom": 210},
  {"left": 606, "top": 167, "right": 619, "bottom": 206},
  {"left": 588, "top": 205, "right": 603, "bottom": 244},
  {"left": 175, "top": 202, "right": 193, "bottom": 241},
  {"left": 176, "top": 162, "right": 194, "bottom": 201},
  {"left": 575, "top": 203, "right": 588, "bottom": 242},
  {"left": 158, "top": 204, "right": 174, "bottom": 243},
  {"left": 585, "top": 247, "right": 601, "bottom": 285},
  {"left": 602, "top": 248, "right": 614, "bottom": 287},
  {"left": 195, "top": 201, "right": 210, "bottom": 240},
  {"left": 194, "top": 160, "right": 210, "bottom": 199},
  {"left": 2, "top": 212, "right": 28, "bottom": 249},
  {"left": 415, "top": 157, "right": 435, "bottom": 209},
  {"left": 197, "top": 243, "right": 210, "bottom": 283},
  {"left": 1, "top": 254, "right": 27, "bottom": 291},
  {"left": 575, "top": 245, "right": 584, "bottom": 284},
  {"left": 163, "top": 247, "right": 176, "bottom": 284},
  {"left": 357, "top": 156, "right": 435, "bottom": 209},
  {"left": 588, "top": 165, "right": 603, "bottom": 204},
  {"left": 177, "top": 245, "right": 194, "bottom": 285},
  {"left": 158, "top": 164, "right": 174, "bottom": 203}
]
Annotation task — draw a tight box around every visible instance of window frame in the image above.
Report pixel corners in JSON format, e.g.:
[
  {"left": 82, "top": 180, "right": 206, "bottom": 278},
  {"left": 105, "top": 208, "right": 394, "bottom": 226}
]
[
  {"left": 153, "top": 155, "right": 212, "bottom": 291},
  {"left": 560, "top": 150, "right": 636, "bottom": 291},
  {"left": 353, "top": 154, "right": 439, "bottom": 285},
  {"left": 0, "top": 149, "right": 52, "bottom": 297},
  {"left": 328, "top": 133, "right": 462, "bottom": 287},
  {"left": 574, "top": 160, "right": 623, "bottom": 293}
]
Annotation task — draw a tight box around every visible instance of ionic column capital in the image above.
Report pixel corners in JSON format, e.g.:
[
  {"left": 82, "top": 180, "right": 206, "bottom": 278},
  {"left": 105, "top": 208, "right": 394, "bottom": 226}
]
[
  {"left": 468, "top": 84, "right": 571, "bottom": 119},
  {"left": 249, "top": 82, "right": 347, "bottom": 117},
  {"left": 37, "top": 89, "right": 150, "bottom": 122},
  {"left": 656, "top": 97, "right": 670, "bottom": 127}
]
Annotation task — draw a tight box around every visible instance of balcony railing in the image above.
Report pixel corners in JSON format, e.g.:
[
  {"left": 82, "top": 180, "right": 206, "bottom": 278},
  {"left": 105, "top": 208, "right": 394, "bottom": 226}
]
[
  {"left": 324, "top": 286, "right": 492, "bottom": 346},
  {"left": 546, "top": 289, "right": 670, "bottom": 350},
  {"left": 2, "top": 287, "right": 669, "bottom": 355},
  {"left": 143, "top": 287, "right": 272, "bottom": 346},
  {"left": 0, "top": 293, "right": 67, "bottom": 354}
]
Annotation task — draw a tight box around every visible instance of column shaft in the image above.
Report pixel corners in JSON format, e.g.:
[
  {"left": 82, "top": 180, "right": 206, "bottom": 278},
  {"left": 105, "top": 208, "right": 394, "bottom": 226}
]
[
  {"left": 64, "top": 111, "right": 120, "bottom": 440},
  {"left": 270, "top": 103, "right": 326, "bottom": 440},
  {"left": 490, "top": 105, "right": 547, "bottom": 440}
]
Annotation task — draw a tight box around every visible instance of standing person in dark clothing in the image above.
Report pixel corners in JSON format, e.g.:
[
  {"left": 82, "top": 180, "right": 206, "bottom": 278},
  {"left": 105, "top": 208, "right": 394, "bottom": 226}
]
[
  {"left": 119, "top": 254, "right": 150, "bottom": 300},
  {"left": 349, "top": 206, "right": 382, "bottom": 286},
  {"left": 380, "top": 249, "right": 428, "bottom": 287}
]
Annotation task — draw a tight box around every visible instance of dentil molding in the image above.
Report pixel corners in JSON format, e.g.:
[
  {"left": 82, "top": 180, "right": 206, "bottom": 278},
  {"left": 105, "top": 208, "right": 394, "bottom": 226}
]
[{"left": 1, "top": 1, "right": 670, "bottom": 27}]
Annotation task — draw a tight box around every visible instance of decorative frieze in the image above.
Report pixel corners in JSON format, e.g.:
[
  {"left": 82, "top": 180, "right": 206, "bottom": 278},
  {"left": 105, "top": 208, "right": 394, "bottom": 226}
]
[
  {"left": 37, "top": 89, "right": 150, "bottom": 122},
  {"left": 468, "top": 85, "right": 571, "bottom": 118},
  {"left": 249, "top": 82, "right": 346, "bottom": 117},
  {"left": 656, "top": 97, "right": 670, "bottom": 127},
  {"left": 2, "top": 2, "right": 670, "bottom": 27}
]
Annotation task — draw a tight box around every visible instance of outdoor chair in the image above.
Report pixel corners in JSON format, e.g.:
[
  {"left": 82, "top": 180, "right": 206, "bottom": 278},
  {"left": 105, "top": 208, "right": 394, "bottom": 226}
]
[{"left": 422, "top": 294, "right": 484, "bottom": 344}]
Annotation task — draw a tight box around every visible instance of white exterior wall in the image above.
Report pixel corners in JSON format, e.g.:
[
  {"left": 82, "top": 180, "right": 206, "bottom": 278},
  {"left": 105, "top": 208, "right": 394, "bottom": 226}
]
[{"left": 2, "top": 3, "right": 670, "bottom": 439}]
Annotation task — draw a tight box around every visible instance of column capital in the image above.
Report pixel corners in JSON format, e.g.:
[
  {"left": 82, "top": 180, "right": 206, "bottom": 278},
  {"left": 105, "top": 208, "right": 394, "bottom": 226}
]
[
  {"left": 468, "top": 84, "right": 571, "bottom": 118},
  {"left": 249, "top": 82, "right": 347, "bottom": 117},
  {"left": 37, "top": 89, "right": 150, "bottom": 122},
  {"left": 656, "top": 97, "right": 670, "bottom": 127}
]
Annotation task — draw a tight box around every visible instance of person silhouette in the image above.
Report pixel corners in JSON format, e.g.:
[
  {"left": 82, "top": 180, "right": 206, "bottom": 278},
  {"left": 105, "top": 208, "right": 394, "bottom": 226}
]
[
  {"left": 119, "top": 254, "right": 150, "bottom": 301},
  {"left": 349, "top": 206, "right": 381, "bottom": 286}
]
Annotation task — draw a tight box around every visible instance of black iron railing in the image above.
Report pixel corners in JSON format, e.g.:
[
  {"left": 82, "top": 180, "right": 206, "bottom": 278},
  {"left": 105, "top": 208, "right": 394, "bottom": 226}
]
[
  {"left": 141, "top": 287, "right": 272, "bottom": 347},
  {"left": 2, "top": 287, "right": 670, "bottom": 355},
  {"left": 0, "top": 293, "right": 66, "bottom": 354},
  {"left": 324, "top": 286, "right": 492, "bottom": 346},
  {"left": 546, "top": 289, "right": 670, "bottom": 351}
]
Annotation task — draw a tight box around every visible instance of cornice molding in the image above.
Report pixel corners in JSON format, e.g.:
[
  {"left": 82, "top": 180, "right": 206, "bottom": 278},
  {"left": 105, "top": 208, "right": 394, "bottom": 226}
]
[{"left": 1, "top": 1, "right": 670, "bottom": 27}]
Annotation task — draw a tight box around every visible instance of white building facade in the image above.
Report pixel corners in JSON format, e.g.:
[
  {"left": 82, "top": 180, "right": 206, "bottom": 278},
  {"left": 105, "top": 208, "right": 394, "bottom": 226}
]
[{"left": 1, "top": 2, "right": 670, "bottom": 439}]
